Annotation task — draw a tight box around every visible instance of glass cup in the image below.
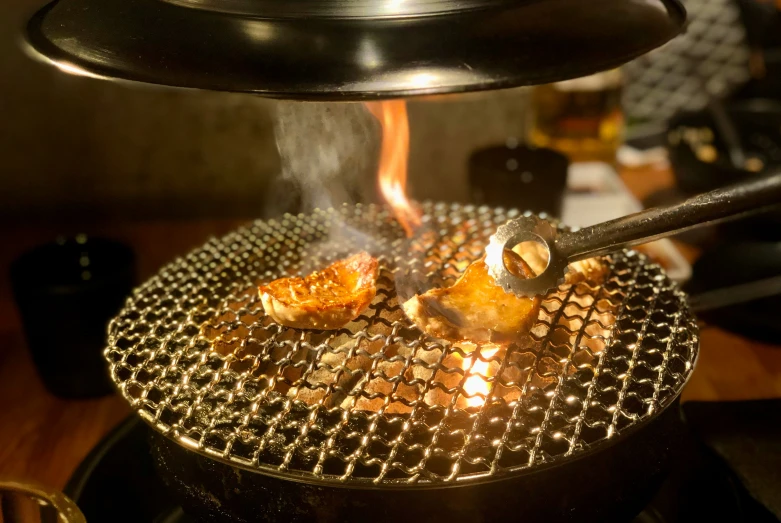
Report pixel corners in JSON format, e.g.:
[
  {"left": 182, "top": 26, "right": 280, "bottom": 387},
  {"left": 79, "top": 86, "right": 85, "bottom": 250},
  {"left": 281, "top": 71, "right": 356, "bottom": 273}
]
[{"left": 10, "top": 236, "right": 136, "bottom": 398}]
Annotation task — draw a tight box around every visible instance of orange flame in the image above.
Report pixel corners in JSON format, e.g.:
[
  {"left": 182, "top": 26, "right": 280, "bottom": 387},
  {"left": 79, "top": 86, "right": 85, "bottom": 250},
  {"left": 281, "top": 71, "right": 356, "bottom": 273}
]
[
  {"left": 365, "top": 100, "right": 422, "bottom": 237},
  {"left": 464, "top": 347, "right": 498, "bottom": 408}
]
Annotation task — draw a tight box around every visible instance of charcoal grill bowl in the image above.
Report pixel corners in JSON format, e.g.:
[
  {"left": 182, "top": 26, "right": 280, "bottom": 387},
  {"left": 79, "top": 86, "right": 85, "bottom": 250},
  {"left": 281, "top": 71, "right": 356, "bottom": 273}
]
[
  {"left": 150, "top": 399, "right": 685, "bottom": 523},
  {"left": 103, "top": 203, "right": 699, "bottom": 522}
]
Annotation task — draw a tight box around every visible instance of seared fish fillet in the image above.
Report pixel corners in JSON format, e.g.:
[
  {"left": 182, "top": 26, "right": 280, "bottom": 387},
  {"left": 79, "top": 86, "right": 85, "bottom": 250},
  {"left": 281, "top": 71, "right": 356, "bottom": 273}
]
[
  {"left": 402, "top": 250, "right": 541, "bottom": 343},
  {"left": 259, "top": 252, "right": 379, "bottom": 330}
]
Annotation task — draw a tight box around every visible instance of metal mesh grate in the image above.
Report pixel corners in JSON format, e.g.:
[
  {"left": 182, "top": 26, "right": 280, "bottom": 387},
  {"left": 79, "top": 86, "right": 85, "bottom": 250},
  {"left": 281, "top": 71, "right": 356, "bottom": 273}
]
[{"left": 106, "top": 202, "right": 698, "bottom": 487}]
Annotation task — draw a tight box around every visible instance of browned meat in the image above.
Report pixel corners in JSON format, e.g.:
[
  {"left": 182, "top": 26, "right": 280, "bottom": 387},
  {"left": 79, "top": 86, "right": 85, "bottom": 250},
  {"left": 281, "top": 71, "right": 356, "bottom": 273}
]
[
  {"left": 259, "top": 252, "right": 379, "bottom": 330},
  {"left": 402, "top": 250, "right": 542, "bottom": 344}
]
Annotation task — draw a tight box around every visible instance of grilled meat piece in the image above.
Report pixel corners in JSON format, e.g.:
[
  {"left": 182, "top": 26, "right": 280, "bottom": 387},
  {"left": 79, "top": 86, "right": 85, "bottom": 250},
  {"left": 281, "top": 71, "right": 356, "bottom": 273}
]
[
  {"left": 259, "top": 252, "right": 379, "bottom": 330},
  {"left": 403, "top": 250, "right": 542, "bottom": 343}
]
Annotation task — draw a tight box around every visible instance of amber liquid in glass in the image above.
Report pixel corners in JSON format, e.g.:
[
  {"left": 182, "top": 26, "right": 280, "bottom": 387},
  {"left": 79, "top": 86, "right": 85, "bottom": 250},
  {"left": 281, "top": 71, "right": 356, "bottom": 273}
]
[{"left": 529, "top": 70, "right": 624, "bottom": 164}]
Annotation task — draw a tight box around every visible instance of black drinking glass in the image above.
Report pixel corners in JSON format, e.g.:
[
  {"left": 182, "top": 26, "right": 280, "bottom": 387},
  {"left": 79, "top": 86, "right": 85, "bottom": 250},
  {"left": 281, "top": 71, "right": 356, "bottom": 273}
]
[
  {"left": 10, "top": 236, "right": 136, "bottom": 398},
  {"left": 469, "top": 144, "right": 569, "bottom": 217}
]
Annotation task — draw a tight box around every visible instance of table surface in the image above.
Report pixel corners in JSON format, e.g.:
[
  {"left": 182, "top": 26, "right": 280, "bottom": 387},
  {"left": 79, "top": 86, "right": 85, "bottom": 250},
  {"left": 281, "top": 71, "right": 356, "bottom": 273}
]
[{"left": 1, "top": 166, "right": 781, "bottom": 493}]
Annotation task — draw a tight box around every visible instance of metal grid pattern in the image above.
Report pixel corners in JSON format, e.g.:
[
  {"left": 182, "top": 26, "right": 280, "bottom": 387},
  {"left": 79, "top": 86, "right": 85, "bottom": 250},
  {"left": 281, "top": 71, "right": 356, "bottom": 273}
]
[
  {"left": 624, "top": 0, "right": 750, "bottom": 122},
  {"left": 105, "top": 202, "right": 698, "bottom": 487}
]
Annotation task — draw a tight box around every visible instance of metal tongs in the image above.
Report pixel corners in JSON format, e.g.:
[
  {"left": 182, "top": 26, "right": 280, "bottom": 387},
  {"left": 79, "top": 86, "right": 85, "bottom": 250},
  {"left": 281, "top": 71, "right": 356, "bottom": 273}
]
[{"left": 486, "top": 172, "right": 781, "bottom": 298}]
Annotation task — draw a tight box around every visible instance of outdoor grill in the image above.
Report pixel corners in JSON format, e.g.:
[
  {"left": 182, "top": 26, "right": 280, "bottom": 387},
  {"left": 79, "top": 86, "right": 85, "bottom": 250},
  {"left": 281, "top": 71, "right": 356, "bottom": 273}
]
[{"left": 105, "top": 202, "right": 698, "bottom": 522}]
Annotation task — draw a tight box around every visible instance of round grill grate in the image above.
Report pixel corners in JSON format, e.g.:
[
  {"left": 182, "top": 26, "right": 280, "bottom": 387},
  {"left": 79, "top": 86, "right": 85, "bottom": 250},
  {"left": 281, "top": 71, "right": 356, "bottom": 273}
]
[{"left": 106, "top": 202, "right": 698, "bottom": 487}]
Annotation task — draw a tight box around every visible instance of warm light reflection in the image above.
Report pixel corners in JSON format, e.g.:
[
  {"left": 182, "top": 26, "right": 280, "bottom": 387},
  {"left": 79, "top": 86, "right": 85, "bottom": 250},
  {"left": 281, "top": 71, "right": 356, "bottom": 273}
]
[
  {"left": 357, "top": 37, "right": 382, "bottom": 69},
  {"left": 382, "top": 0, "right": 407, "bottom": 15},
  {"left": 241, "top": 20, "right": 277, "bottom": 42},
  {"left": 365, "top": 100, "right": 422, "bottom": 237},
  {"left": 407, "top": 72, "right": 438, "bottom": 89},
  {"left": 51, "top": 60, "right": 104, "bottom": 80},
  {"left": 464, "top": 347, "right": 498, "bottom": 408}
]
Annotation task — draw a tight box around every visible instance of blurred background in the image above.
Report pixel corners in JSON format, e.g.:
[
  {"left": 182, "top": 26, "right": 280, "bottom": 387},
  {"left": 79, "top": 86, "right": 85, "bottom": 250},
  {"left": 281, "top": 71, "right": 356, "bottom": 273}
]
[
  {"left": 1, "top": 1, "right": 540, "bottom": 220},
  {"left": 3, "top": 0, "right": 781, "bottom": 520},
  {"left": 2, "top": 0, "right": 778, "bottom": 218},
  {"left": 2, "top": 0, "right": 777, "bottom": 218}
]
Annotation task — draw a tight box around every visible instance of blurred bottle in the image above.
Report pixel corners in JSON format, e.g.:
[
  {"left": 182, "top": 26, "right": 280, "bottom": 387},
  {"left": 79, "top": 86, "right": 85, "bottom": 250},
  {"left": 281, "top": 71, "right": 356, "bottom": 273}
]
[{"left": 528, "top": 69, "right": 624, "bottom": 164}]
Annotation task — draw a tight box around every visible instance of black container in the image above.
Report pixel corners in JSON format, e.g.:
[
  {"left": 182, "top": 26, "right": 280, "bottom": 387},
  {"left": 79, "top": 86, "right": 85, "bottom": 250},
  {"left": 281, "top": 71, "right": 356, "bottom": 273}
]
[
  {"left": 151, "top": 402, "right": 684, "bottom": 523},
  {"left": 10, "top": 236, "right": 136, "bottom": 398},
  {"left": 684, "top": 241, "right": 781, "bottom": 345},
  {"left": 469, "top": 145, "right": 569, "bottom": 218},
  {"left": 667, "top": 99, "right": 781, "bottom": 195},
  {"left": 667, "top": 99, "right": 781, "bottom": 241},
  {"left": 59, "top": 404, "right": 773, "bottom": 523}
]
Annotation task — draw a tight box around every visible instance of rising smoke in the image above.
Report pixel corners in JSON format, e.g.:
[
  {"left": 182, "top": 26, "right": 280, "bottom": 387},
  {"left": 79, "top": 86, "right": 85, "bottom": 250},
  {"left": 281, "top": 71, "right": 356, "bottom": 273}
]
[
  {"left": 270, "top": 102, "right": 381, "bottom": 214},
  {"left": 269, "top": 102, "right": 385, "bottom": 271}
]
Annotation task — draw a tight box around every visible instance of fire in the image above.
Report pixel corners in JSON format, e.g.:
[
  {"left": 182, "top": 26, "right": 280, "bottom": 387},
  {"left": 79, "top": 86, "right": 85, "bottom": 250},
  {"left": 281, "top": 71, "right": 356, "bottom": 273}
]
[
  {"left": 365, "top": 100, "right": 422, "bottom": 237},
  {"left": 464, "top": 347, "right": 498, "bottom": 408}
]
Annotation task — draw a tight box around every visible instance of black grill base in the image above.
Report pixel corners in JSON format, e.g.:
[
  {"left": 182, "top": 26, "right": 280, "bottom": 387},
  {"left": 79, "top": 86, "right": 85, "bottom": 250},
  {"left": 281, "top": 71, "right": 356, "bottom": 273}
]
[
  {"left": 61, "top": 402, "right": 777, "bottom": 523},
  {"left": 150, "top": 403, "right": 682, "bottom": 523}
]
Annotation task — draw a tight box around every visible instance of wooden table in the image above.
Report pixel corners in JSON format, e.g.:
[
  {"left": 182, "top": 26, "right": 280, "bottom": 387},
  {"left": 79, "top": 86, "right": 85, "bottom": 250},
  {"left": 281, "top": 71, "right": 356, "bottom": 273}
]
[{"left": 1, "top": 167, "right": 781, "bottom": 496}]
